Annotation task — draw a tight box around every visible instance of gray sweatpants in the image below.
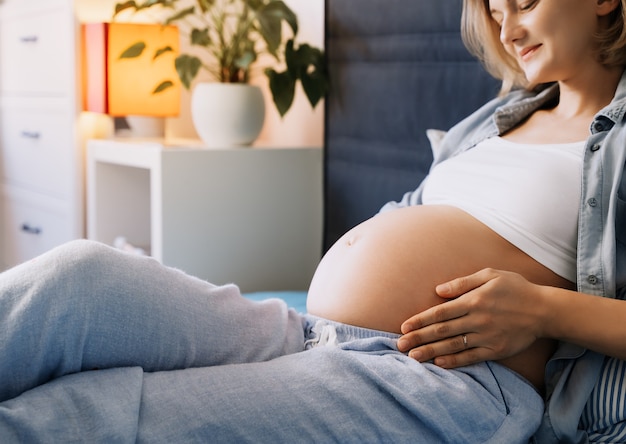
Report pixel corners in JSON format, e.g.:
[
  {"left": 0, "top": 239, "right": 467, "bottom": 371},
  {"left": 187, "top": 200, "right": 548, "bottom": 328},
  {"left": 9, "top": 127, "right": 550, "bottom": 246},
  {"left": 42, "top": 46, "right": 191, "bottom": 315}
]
[{"left": 0, "top": 240, "right": 543, "bottom": 443}]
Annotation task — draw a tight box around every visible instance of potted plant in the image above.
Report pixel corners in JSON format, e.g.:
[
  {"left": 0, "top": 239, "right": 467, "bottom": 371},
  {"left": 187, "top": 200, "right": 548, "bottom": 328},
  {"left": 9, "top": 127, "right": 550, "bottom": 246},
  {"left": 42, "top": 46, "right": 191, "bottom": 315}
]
[{"left": 113, "top": 0, "right": 328, "bottom": 146}]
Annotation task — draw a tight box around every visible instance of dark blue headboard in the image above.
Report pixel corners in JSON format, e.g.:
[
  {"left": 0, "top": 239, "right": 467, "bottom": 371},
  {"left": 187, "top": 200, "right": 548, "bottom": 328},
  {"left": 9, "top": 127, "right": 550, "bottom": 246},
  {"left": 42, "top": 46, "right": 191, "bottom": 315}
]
[{"left": 323, "top": 0, "right": 501, "bottom": 251}]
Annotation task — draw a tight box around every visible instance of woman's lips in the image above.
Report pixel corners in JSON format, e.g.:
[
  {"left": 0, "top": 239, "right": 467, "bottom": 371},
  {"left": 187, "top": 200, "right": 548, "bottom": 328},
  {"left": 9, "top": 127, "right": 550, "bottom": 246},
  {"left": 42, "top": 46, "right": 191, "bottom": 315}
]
[{"left": 519, "top": 44, "right": 541, "bottom": 61}]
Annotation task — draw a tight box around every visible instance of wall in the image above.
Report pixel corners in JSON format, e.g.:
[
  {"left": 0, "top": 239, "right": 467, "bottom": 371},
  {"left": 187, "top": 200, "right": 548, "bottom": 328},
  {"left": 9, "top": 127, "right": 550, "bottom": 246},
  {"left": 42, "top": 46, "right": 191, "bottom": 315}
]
[{"left": 76, "top": 0, "right": 325, "bottom": 148}]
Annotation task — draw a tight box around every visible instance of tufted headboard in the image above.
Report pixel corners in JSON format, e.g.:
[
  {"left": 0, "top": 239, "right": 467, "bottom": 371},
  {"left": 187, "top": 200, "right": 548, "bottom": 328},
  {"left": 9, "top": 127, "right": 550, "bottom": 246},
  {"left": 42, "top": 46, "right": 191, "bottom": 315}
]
[{"left": 322, "top": 0, "right": 501, "bottom": 251}]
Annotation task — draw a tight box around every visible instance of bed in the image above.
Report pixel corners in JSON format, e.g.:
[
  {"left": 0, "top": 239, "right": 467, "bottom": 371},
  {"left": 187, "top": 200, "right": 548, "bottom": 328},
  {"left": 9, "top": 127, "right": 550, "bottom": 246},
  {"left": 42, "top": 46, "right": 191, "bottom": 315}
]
[
  {"left": 246, "top": 0, "right": 500, "bottom": 312},
  {"left": 0, "top": 2, "right": 533, "bottom": 440}
]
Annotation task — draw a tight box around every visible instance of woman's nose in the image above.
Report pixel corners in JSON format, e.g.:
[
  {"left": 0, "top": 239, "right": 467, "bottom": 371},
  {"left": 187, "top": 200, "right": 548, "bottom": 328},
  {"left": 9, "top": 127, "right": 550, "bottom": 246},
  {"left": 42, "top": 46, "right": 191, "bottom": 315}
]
[{"left": 499, "top": 14, "right": 524, "bottom": 45}]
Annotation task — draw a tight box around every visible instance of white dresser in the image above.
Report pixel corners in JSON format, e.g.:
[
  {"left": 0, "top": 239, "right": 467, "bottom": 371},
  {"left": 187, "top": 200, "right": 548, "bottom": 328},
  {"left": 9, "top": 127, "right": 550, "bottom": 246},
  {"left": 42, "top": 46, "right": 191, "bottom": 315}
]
[{"left": 0, "top": 0, "right": 83, "bottom": 270}]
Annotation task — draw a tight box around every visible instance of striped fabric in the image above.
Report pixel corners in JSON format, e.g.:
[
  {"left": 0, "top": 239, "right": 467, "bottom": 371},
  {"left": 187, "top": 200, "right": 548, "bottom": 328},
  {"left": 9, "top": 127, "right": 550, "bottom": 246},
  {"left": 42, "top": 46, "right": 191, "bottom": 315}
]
[{"left": 580, "top": 356, "right": 626, "bottom": 442}]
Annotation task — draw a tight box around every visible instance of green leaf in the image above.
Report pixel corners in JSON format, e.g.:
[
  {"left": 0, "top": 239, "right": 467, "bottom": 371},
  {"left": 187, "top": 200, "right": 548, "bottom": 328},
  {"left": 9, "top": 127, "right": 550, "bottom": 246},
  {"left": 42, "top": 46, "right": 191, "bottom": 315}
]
[
  {"left": 114, "top": 0, "right": 177, "bottom": 18},
  {"left": 153, "top": 80, "right": 174, "bottom": 93},
  {"left": 265, "top": 1, "right": 298, "bottom": 35},
  {"left": 165, "top": 5, "right": 195, "bottom": 25},
  {"left": 175, "top": 54, "right": 202, "bottom": 89},
  {"left": 139, "top": 0, "right": 176, "bottom": 9},
  {"left": 255, "top": 1, "right": 298, "bottom": 56},
  {"left": 114, "top": 1, "right": 138, "bottom": 16},
  {"left": 119, "top": 42, "right": 146, "bottom": 59},
  {"left": 234, "top": 49, "right": 256, "bottom": 70},
  {"left": 300, "top": 67, "right": 327, "bottom": 108},
  {"left": 265, "top": 68, "right": 295, "bottom": 118},
  {"left": 196, "top": 0, "right": 215, "bottom": 13},
  {"left": 255, "top": 19, "right": 280, "bottom": 55},
  {"left": 283, "top": 40, "right": 328, "bottom": 108},
  {"left": 191, "top": 28, "right": 211, "bottom": 47},
  {"left": 283, "top": 39, "right": 297, "bottom": 78},
  {"left": 154, "top": 46, "right": 174, "bottom": 59},
  {"left": 244, "top": 0, "right": 264, "bottom": 11}
]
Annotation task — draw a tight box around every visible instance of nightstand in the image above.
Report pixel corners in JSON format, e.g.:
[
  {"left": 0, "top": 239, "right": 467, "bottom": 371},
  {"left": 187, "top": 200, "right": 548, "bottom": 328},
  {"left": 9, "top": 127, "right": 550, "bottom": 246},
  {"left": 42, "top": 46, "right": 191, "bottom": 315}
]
[{"left": 86, "top": 139, "right": 323, "bottom": 293}]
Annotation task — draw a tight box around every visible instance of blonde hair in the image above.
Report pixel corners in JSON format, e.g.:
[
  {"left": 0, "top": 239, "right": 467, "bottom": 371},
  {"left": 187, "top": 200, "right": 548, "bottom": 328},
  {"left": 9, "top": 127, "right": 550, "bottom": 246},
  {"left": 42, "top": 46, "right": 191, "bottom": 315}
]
[{"left": 461, "top": 0, "right": 626, "bottom": 95}]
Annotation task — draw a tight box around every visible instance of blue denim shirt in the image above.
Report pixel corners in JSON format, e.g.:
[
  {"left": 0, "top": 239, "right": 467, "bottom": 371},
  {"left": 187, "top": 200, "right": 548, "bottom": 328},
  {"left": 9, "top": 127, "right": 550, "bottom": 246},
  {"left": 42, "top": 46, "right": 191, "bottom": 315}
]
[{"left": 382, "top": 71, "right": 626, "bottom": 443}]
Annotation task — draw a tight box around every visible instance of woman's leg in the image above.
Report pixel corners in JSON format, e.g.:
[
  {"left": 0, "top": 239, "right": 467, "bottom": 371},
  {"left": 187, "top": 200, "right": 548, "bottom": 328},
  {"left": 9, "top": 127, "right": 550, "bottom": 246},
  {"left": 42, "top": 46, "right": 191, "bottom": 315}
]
[
  {"left": 0, "top": 334, "right": 543, "bottom": 443},
  {"left": 0, "top": 239, "right": 305, "bottom": 402}
]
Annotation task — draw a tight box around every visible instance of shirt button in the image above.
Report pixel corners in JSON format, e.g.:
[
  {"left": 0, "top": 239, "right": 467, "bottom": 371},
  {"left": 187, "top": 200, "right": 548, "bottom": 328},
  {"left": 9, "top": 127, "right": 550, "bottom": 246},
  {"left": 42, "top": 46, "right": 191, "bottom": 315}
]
[
  {"left": 590, "top": 143, "right": 601, "bottom": 152},
  {"left": 587, "top": 275, "right": 599, "bottom": 285},
  {"left": 593, "top": 121, "right": 605, "bottom": 132},
  {"left": 588, "top": 198, "right": 598, "bottom": 207}
]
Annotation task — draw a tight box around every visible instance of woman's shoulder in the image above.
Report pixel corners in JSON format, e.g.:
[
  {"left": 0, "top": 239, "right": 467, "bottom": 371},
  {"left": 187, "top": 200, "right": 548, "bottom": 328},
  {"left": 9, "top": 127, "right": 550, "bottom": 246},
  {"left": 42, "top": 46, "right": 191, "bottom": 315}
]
[{"left": 439, "top": 84, "right": 559, "bottom": 157}]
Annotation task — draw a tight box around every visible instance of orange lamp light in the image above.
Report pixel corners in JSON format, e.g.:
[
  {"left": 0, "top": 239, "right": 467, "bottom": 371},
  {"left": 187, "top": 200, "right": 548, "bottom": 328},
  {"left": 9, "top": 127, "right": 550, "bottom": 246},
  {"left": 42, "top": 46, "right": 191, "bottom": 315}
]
[{"left": 82, "top": 22, "right": 180, "bottom": 118}]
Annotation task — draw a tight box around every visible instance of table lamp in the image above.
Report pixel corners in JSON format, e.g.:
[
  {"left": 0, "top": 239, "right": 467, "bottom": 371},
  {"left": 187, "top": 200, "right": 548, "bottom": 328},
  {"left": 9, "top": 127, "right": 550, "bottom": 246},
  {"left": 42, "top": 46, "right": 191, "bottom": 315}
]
[{"left": 82, "top": 22, "right": 180, "bottom": 138}]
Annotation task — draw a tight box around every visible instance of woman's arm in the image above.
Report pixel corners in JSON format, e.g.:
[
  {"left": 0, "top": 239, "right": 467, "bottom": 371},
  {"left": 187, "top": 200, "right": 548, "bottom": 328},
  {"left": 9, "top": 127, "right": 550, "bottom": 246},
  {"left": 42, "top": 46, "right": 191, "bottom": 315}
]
[{"left": 397, "top": 268, "right": 626, "bottom": 368}]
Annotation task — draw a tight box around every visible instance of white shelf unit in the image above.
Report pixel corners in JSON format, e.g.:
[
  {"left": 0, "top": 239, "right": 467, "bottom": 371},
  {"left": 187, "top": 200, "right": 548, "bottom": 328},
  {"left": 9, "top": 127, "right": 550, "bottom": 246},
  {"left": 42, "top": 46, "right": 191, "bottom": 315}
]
[{"left": 87, "top": 139, "right": 323, "bottom": 293}]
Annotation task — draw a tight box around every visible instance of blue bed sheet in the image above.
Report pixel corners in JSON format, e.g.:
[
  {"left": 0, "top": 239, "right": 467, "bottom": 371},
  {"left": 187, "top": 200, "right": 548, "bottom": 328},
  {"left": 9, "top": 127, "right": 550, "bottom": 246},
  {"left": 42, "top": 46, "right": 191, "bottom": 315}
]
[{"left": 243, "top": 291, "right": 308, "bottom": 314}]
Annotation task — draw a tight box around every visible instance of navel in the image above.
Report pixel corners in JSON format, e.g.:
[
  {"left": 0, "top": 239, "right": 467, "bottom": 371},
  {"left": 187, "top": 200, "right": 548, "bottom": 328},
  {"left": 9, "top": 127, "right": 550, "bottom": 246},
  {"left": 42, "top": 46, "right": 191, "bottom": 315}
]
[{"left": 346, "top": 234, "right": 359, "bottom": 246}]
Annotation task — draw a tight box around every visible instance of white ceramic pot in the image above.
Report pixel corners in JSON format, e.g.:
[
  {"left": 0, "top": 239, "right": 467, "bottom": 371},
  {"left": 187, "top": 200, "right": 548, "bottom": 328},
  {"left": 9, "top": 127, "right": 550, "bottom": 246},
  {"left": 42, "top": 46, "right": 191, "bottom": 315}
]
[{"left": 191, "top": 82, "right": 266, "bottom": 147}]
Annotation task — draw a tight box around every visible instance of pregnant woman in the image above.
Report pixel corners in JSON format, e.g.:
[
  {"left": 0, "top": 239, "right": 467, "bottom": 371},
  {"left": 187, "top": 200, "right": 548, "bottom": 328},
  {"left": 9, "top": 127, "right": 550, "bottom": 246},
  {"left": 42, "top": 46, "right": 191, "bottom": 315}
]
[{"left": 1, "top": 0, "right": 626, "bottom": 442}]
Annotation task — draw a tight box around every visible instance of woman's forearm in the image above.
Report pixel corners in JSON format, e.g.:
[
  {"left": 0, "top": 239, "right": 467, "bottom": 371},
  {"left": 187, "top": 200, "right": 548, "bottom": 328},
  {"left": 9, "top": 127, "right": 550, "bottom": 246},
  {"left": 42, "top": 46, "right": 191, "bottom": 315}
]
[{"left": 541, "top": 286, "right": 626, "bottom": 360}]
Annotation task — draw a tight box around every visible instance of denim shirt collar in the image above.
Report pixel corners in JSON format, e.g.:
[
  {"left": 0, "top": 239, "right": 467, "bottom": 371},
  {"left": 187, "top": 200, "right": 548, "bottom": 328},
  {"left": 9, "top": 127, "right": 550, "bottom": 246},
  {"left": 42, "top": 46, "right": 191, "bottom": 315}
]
[
  {"left": 597, "top": 73, "right": 626, "bottom": 127},
  {"left": 459, "top": 84, "right": 562, "bottom": 152},
  {"left": 492, "top": 84, "right": 559, "bottom": 134},
  {"left": 488, "top": 74, "right": 626, "bottom": 135}
]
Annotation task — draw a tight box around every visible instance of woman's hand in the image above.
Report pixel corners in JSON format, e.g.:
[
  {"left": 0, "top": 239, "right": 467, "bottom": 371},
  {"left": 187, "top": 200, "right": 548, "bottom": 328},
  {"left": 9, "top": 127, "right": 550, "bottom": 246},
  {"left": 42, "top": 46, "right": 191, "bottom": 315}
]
[{"left": 397, "top": 268, "right": 548, "bottom": 368}]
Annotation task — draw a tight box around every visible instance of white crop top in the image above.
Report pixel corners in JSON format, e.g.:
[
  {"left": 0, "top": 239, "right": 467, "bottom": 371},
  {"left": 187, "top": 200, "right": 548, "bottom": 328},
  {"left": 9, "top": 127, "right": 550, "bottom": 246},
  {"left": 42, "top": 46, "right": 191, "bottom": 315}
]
[{"left": 421, "top": 136, "right": 584, "bottom": 282}]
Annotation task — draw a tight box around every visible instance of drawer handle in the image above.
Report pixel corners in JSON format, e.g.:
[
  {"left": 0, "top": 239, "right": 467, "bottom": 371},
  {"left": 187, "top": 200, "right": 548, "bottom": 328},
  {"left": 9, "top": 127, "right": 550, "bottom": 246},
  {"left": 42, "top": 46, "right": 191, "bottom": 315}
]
[
  {"left": 20, "top": 131, "right": 41, "bottom": 140},
  {"left": 19, "top": 35, "right": 39, "bottom": 43},
  {"left": 21, "top": 224, "right": 42, "bottom": 235}
]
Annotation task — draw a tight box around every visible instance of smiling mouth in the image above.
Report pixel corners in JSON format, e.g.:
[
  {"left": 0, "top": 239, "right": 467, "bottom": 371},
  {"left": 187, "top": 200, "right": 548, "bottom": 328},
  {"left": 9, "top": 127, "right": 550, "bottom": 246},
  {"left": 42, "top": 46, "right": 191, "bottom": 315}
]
[{"left": 519, "top": 44, "right": 541, "bottom": 61}]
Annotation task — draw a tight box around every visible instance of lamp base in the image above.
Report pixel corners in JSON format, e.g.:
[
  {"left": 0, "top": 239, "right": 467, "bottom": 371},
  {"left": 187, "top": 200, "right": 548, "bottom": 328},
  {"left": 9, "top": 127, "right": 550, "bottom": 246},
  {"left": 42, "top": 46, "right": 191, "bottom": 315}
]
[
  {"left": 118, "top": 116, "right": 165, "bottom": 138},
  {"left": 79, "top": 112, "right": 115, "bottom": 140}
]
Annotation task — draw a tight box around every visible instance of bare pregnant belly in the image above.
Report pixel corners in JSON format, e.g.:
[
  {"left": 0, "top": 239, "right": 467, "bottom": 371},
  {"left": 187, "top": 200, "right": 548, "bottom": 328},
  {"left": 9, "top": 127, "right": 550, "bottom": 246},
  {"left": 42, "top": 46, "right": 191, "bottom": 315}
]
[{"left": 306, "top": 205, "right": 575, "bottom": 390}]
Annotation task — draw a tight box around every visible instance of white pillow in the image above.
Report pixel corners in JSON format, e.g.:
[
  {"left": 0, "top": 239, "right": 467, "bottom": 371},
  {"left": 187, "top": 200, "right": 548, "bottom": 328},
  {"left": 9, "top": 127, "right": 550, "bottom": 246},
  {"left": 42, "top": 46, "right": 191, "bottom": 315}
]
[{"left": 426, "top": 128, "right": 447, "bottom": 156}]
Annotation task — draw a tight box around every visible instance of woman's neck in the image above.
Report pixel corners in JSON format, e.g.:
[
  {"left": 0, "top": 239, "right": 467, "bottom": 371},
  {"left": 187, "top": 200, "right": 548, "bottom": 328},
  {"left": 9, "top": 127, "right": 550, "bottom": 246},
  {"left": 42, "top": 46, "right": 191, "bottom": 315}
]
[
  {"left": 555, "top": 65, "right": 623, "bottom": 120},
  {"left": 503, "top": 67, "right": 623, "bottom": 145}
]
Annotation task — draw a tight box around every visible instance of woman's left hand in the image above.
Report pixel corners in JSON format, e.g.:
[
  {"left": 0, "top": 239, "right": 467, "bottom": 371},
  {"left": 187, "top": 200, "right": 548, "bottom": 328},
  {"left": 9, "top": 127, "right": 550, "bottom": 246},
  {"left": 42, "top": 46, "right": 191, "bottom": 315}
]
[{"left": 397, "top": 268, "right": 547, "bottom": 368}]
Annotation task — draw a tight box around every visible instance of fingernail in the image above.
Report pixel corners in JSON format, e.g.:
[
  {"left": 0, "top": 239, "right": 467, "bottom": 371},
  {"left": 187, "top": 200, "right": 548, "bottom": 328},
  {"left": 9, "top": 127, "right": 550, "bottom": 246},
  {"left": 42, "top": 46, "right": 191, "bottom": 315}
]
[
  {"left": 397, "top": 338, "right": 408, "bottom": 350},
  {"left": 409, "top": 350, "right": 423, "bottom": 361},
  {"left": 436, "top": 283, "right": 451, "bottom": 295},
  {"left": 434, "top": 357, "right": 446, "bottom": 367}
]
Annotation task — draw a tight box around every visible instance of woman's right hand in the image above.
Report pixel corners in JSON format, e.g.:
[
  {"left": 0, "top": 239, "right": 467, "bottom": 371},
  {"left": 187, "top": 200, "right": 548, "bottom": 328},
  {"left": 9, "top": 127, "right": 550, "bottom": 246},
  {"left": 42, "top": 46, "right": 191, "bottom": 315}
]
[{"left": 397, "top": 268, "right": 549, "bottom": 368}]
